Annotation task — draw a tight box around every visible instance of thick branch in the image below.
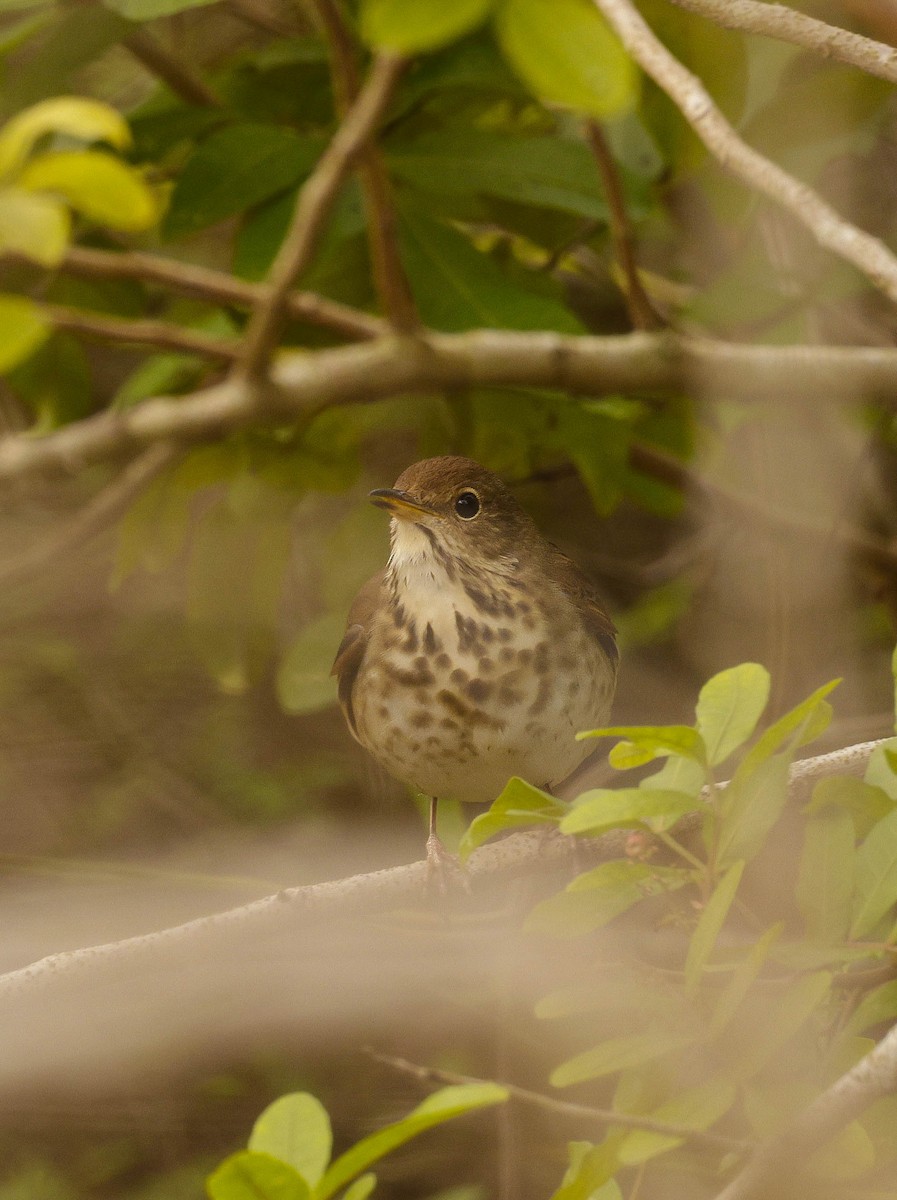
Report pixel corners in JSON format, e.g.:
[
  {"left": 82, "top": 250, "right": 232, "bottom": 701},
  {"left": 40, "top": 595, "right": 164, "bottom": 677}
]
[
  {"left": 238, "top": 52, "right": 406, "bottom": 378},
  {"left": 44, "top": 305, "right": 241, "bottom": 362},
  {"left": 2, "top": 247, "right": 385, "bottom": 342},
  {"left": 4, "top": 331, "right": 897, "bottom": 481},
  {"left": 715, "top": 1020, "right": 897, "bottom": 1200},
  {"left": 593, "top": 0, "right": 897, "bottom": 310},
  {"left": 667, "top": 0, "right": 897, "bottom": 86},
  {"left": 0, "top": 742, "right": 882, "bottom": 1008},
  {"left": 121, "top": 29, "right": 221, "bottom": 108}
]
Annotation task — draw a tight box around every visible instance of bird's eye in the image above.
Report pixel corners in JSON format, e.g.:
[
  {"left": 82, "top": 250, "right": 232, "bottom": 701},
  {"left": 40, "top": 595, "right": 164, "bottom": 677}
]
[{"left": 454, "top": 490, "right": 481, "bottom": 520}]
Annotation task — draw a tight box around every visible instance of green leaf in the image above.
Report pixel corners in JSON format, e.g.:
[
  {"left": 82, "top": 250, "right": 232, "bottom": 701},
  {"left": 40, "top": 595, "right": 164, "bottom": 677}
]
[
  {"left": 18, "top": 150, "right": 157, "bottom": 230},
  {"left": 494, "top": 0, "right": 637, "bottom": 119},
  {"left": 276, "top": 611, "right": 347, "bottom": 716},
  {"left": 0, "top": 96, "right": 131, "bottom": 178},
  {"left": 163, "top": 125, "right": 323, "bottom": 240},
  {"left": 341, "top": 1175, "right": 376, "bottom": 1200},
  {"left": 864, "top": 738, "right": 897, "bottom": 802},
  {"left": 807, "top": 776, "right": 893, "bottom": 840},
  {"left": 248, "top": 1094, "right": 331, "bottom": 1187},
  {"left": 850, "top": 807, "right": 897, "bottom": 939},
  {"left": 577, "top": 725, "right": 705, "bottom": 770},
  {"left": 459, "top": 777, "right": 566, "bottom": 860},
  {"left": 103, "top": 0, "right": 220, "bottom": 19},
  {"left": 551, "top": 1031, "right": 693, "bottom": 1088},
  {"left": 618, "top": 1079, "right": 736, "bottom": 1165},
  {"left": 709, "top": 922, "right": 783, "bottom": 1037},
  {"left": 845, "top": 979, "right": 897, "bottom": 1038},
  {"left": 316, "top": 1084, "right": 507, "bottom": 1200},
  {"left": 527, "top": 860, "right": 688, "bottom": 936},
  {"left": 360, "top": 0, "right": 492, "bottom": 52},
  {"left": 560, "top": 788, "right": 698, "bottom": 836},
  {"left": 734, "top": 679, "right": 839, "bottom": 781},
  {"left": 797, "top": 803, "right": 855, "bottom": 943},
  {"left": 0, "top": 186, "right": 67, "bottom": 263},
  {"left": 716, "top": 752, "right": 791, "bottom": 868},
  {"left": 0, "top": 293, "right": 48, "bottom": 372},
  {"left": 733, "top": 971, "right": 832, "bottom": 1082},
  {"left": 397, "top": 203, "right": 582, "bottom": 332},
  {"left": 695, "top": 663, "right": 770, "bottom": 767},
  {"left": 550, "top": 1140, "right": 621, "bottom": 1200},
  {"left": 206, "top": 1151, "right": 310, "bottom": 1200},
  {"left": 388, "top": 129, "right": 609, "bottom": 220},
  {"left": 684, "top": 861, "right": 744, "bottom": 994}
]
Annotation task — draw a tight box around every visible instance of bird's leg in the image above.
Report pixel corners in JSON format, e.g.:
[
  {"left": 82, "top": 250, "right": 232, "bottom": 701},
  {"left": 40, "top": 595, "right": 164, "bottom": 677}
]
[
  {"left": 424, "top": 796, "right": 468, "bottom": 897},
  {"left": 426, "top": 796, "right": 449, "bottom": 867}
]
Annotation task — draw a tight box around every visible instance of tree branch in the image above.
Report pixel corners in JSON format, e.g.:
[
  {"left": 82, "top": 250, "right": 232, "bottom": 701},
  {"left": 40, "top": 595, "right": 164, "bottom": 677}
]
[
  {"left": 121, "top": 28, "right": 222, "bottom": 109},
  {"left": 238, "top": 52, "right": 407, "bottom": 379},
  {"left": 3, "top": 330, "right": 897, "bottom": 482},
  {"left": 311, "top": 0, "right": 419, "bottom": 330},
  {"left": 714, "top": 1019, "right": 897, "bottom": 1200},
  {"left": 1, "top": 247, "right": 385, "bottom": 342},
  {"left": 584, "top": 120, "right": 661, "bottom": 331},
  {"left": 372, "top": 1052, "right": 751, "bottom": 1153},
  {"left": 0, "top": 741, "right": 882, "bottom": 1011},
  {"left": 44, "top": 305, "right": 241, "bottom": 362},
  {"left": 667, "top": 0, "right": 897, "bottom": 86},
  {"left": 593, "top": 0, "right": 897, "bottom": 310}
]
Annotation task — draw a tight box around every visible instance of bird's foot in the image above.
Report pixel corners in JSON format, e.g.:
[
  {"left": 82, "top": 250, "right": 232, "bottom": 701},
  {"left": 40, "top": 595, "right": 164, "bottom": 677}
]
[{"left": 425, "top": 832, "right": 469, "bottom": 899}]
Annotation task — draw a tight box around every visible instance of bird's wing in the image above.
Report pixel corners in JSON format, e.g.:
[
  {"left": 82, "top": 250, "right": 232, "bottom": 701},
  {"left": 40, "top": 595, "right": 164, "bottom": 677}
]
[
  {"left": 330, "top": 569, "right": 385, "bottom": 742},
  {"left": 546, "top": 544, "right": 619, "bottom": 668}
]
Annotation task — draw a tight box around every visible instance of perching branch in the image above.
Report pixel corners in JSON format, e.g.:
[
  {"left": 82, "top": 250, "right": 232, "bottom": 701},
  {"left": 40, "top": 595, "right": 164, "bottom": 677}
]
[
  {"left": 373, "top": 1052, "right": 751, "bottom": 1153},
  {"left": 0, "top": 741, "right": 882, "bottom": 1011},
  {"left": 3, "top": 330, "right": 897, "bottom": 484},
  {"left": 714, "top": 1018, "right": 897, "bottom": 1200},
  {"left": 667, "top": 0, "right": 897, "bottom": 87},
  {"left": 593, "top": 0, "right": 897, "bottom": 311},
  {"left": 238, "top": 52, "right": 407, "bottom": 378},
  {"left": 121, "top": 28, "right": 222, "bottom": 109},
  {"left": 44, "top": 305, "right": 241, "bottom": 362}
]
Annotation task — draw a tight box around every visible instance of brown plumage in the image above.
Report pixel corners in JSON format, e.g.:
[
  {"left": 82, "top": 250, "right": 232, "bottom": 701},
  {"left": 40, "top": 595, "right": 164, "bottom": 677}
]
[{"left": 332, "top": 456, "right": 619, "bottom": 863}]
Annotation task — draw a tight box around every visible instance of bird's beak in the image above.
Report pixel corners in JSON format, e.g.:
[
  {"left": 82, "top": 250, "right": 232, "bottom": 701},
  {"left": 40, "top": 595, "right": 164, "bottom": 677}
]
[{"left": 369, "top": 488, "right": 438, "bottom": 520}]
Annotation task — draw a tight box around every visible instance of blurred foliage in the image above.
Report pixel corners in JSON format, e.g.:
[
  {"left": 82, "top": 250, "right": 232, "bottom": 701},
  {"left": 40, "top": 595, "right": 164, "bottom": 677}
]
[{"left": 0, "top": 0, "right": 894, "bottom": 1196}]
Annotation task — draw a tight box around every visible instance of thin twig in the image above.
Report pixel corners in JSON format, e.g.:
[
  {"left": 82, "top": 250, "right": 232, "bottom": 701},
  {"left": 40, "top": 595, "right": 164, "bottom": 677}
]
[
  {"left": 122, "top": 29, "right": 221, "bottom": 108},
  {"left": 714, "top": 1019, "right": 897, "bottom": 1200},
  {"left": 667, "top": 0, "right": 897, "bottom": 86},
  {"left": 1, "top": 247, "right": 385, "bottom": 342},
  {"left": 0, "top": 442, "right": 180, "bottom": 591},
  {"left": 593, "top": 0, "right": 897, "bottom": 311},
  {"left": 309, "top": 0, "right": 418, "bottom": 330},
  {"left": 4, "top": 331, "right": 897, "bottom": 481},
  {"left": 370, "top": 1051, "right": 751, "bottom": 1153},
  {"left": 585, "top": 120, "right": 661, "bottom": 331},
  {"left": 238, "top": 52, "right": 407, "bottom": 379},
  {"left": 43, "top": 305, "right": 241, "bottom": 362}
]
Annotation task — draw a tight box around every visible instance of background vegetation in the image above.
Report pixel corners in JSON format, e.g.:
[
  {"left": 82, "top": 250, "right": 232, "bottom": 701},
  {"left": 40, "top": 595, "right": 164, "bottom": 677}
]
[{"left": 0, "top": 0, "right": 896, "bottom": 1196}]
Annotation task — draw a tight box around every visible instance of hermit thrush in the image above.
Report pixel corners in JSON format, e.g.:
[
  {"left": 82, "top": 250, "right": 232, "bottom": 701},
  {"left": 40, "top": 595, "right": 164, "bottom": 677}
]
[{"left": 332, "top": 456, "right": 619, "bottom": 867}]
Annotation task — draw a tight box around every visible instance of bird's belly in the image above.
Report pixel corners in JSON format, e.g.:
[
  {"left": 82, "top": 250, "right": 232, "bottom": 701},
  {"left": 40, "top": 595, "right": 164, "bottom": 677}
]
[{"left": 353, "top": 598, "right": 614, "bottom": 806}]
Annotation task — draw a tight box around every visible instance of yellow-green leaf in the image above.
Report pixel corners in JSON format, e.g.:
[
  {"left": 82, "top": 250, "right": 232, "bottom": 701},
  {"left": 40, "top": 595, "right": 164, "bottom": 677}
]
[
  {"left": 684, "top": 861, "right": 744, "bottom": 994},
  {"left": 361, "top": 0, "right": 493, "bottom": 52},
  {"left": 0, "top": 186, "right": 68, "bottom": 263},
  {"left": 18, "top": 150, "right": 157, "bottom": 230},
  {"left": 0, "top": 294, "right": 48, "bottom": 372},
  {"left": 460, "top": 776, "right": 565, "bottom": 861},
  {"left": 850, "top": 807, "right": 897, "bottom": 939},
  {"left": 248, "top": 1094, "right": 331, "bottom": 1188},
  {"left": 618, "top": 1079, "right": 736, "bottom": 1165},
  {"left": 561, "top": 787, "right": 698, "bottom": 836},
  {"left": 695, "top": 662, "right": 769, "bottom": 767},
  {"left": 551, "top": 1031, "right": 692, "bottom": 1088},
  {"left": 0, "top": 96, "right": 131, "bottom": 178},
  {"left": 494, "top": 0, "right": 637, "bottom": 119},
  {"left": 206, "top": 1150, "right": 310, "bottom": 1200}
]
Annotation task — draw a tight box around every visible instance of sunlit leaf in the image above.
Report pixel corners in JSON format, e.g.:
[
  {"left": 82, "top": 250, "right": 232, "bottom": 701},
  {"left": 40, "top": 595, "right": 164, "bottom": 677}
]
[
  {"left": 734, "top": 679, "right": 839, "bottom": 781},
  {"left": 248, "top": 1094, "right": 331, "bottom": 1187},
  {"left": 494, "top": 0, "right": 637, "bottom": 119},
  {"left": 459, "top": 777, "right": 566, "bottom": 860},
  {"left": 618, "top": 1079, "right": 736, "bottom": 1164},
  {"left": 717, "top": 753, "right": 791, "bottom": 867},
  {"left": 18, "top": 149, "right": 157, "bottom": 230},
  {"left": 551, "top": 1031, "right": 693, "bottom": 1088},
  {"left": 0, "top": 293, "right": 48, "bottom": 372},
  {"left": 709, "top": 922, "right": 783, "bottom": 1037},
  {"left": 0, "top": 185, "right": 68, "bottom": 263},
  {"left": 684, "top": 861, "right": 744, "bottom": 994},
  {"left": 527, "top": 860, "right": 689, "bottom": 937},
  {"left": 695, "top": 663, "right": 769, "bottom": 767},
  {"left": 341, "top": 1175, "right": 377, "bottom": 1200},
  {"left": 549, "top": 1140, "right": 622, "bottom": 1200},
  {"left": 850, "top": 807, "right": 897, "bottom": 939},
  {"left": 560, "top": 787, "right": 698, "bottom": 836},
  {"left": 577, "top": 725, "right": 705, "bottom": 771},
  {"left": 317, "top": 1084, "right": 507, "bottom": 1199},
  {"left": 845, "top": 979, "right": 897, "bottom": 1038},
  {"left": 0, "top": 95, "right": 130, "bottom": 177},
  {"left": 360, "top": 0, "right": 493, "bottom": 52},
  {"left": 104, "top": 0, "right": 220, "bottom": 18},
  {"left": 797, "top": 803, "right": 855, "bottom": 943},
  {"left": 206, "top": 1151, "right": 310, "bottom": 1200}
]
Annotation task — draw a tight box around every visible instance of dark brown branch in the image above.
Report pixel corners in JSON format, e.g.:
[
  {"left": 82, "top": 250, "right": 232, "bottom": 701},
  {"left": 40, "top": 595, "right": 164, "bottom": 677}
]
[
  {"left": 372, "top": 1051, "right": 751, "bottom": 1153},
  {"left": 585, "top": 120, "right": 661, "bottom": 331},
  {"left": 238, "top": 52, "right": 407, "bottom": 379},
  {"left": 4, "top": 331, "right": 897, "bottom": 482},
  {"left": 667, "top": 0, "right": 897, "bottom": 86},
  {"left": 0, "top": 443, "right": 181, "bottom": 592},
  {"left": 121, "top": 29, "right": 221, "bottom": 109},
  {"left": 593, "top": 0, "right": 897, "bottom": 310},
  {"left": 3, "top": 247, "right": 385, "bottom": 342},
  {"left": 44, "top": 305, "right": 241, "bottom": 362}
]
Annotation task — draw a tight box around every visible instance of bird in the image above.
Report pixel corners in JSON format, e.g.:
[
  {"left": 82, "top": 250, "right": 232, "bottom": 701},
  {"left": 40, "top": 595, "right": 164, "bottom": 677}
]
[{"left": 331, "top": 456, "right": 619, "bottom": 869}]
